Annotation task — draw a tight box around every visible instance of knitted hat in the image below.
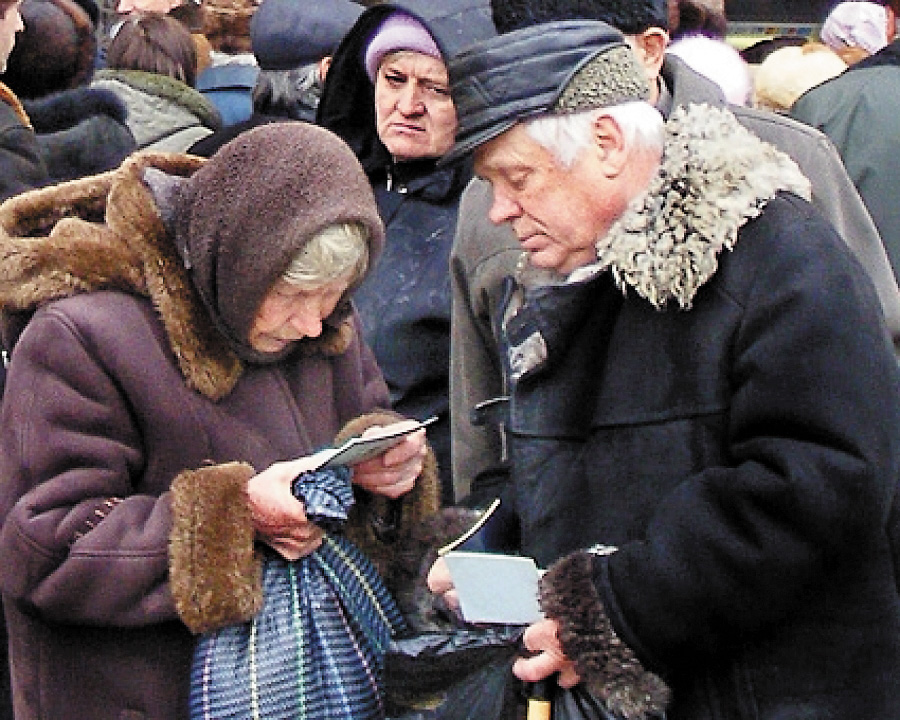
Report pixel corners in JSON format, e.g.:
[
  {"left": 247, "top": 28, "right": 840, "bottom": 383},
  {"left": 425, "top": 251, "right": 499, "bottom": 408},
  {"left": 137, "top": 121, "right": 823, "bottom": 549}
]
[
  {"left": 172, "top": 123, "right": 384, "bottom": 363},
  {"left": 363, "top": 10, "right": 443, "bottom": 82},
  {"left": 489, "top": 0, "right": 668, "bottom": 34},
  {"left": 820, "top": 1, "right": 890, "bottom": 55},
  {"left": 4, "top": 0, "right": 97, "bottom": 99},
  {"left": 250, "top": 0, "right": 363, "bottom": 71},
  {"left": 444, "top": 20, "right": 650, "bottom": 163}
]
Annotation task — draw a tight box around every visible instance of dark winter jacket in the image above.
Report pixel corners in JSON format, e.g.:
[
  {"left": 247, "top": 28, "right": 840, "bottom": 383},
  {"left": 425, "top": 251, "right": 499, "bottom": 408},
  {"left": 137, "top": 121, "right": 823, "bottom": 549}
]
[
  {"left": 24, "top": 86, "right": 136, "bottom": 184},
  {"left": 0, "top": 147, "right": 443, "bottom": 720},
  {"left": 488, "top": 105, "right": 900, "bottom": 719},
  {"left": 450, "top": 52, "right": 900, "bottom": 501},
  {"left": 317, "top": 0, "right": 495, "bottom": 503}
]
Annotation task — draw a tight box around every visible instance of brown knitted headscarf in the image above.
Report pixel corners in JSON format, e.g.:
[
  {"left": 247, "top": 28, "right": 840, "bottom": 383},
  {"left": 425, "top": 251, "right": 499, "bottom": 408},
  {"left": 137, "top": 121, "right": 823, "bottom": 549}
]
[{"left": 171, "top": 122, "right": 384, "bottom": 364}]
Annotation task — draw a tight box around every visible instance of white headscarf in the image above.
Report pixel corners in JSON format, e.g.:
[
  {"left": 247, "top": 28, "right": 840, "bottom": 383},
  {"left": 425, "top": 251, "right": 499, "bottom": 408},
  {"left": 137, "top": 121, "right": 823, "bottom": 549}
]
[{"left": 821, "top": 1, "right": 891, "bottom": 55}]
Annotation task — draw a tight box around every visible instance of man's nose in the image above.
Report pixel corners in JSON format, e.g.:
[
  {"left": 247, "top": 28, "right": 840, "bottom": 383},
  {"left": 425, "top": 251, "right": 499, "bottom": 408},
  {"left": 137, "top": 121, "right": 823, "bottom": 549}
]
[{"left": 489, "top": 191, "right": 520, "bottom": 225}]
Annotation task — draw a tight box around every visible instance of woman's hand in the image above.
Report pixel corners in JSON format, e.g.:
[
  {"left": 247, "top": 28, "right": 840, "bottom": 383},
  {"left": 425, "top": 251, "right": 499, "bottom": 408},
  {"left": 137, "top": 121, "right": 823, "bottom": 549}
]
[
  {"left": 426, "top": 556, "right": 462, "bottom": 615},
  {"left": 351, "top": 420, "right": 428, "bottom": 498},
  {"left": 246, "top": 457, "right": 324, "bottom": 560},
  {"left": 513, "top": 618, "right": 581, "bottom": 688}
]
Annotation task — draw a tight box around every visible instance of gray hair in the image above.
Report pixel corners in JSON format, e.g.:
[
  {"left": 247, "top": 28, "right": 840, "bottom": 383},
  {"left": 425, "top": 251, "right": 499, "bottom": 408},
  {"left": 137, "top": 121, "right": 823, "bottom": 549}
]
[
  {"left": 525, "top": 102, "right": 665, "bottom": 168},
  {"left": 282, "top": 222, "right": 369, "bottom": 288}
]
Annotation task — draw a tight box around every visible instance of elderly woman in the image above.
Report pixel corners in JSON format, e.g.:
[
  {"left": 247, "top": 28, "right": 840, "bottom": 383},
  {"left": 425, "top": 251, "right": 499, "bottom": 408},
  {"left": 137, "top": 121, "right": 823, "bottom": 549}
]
[
  {"left": 0, "top": 123, "right": 442, "bottom": 720},
  {"left": 317, "top": 0, "right": 495, "bottom": 504}
]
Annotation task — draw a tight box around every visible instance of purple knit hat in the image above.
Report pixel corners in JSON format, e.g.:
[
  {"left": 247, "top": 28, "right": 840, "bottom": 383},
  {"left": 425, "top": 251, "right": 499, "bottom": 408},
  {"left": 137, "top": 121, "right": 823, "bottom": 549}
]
[{"left": 363, "top": 10, "right": 443, "bottom": 82}]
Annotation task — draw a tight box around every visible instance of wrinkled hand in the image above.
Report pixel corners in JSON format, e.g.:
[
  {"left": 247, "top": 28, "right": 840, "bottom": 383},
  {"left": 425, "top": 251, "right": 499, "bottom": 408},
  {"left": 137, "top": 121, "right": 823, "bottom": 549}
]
[
  {"left": 246, "top": 457, "right": 324, "bottom": 560},
  {"left": 351, "top": 420, "right": 428, "bottom": 499},
  {"left": 426, "top": 556, "right": 461, "bottom": 616},
  {"left": 514, "top": 619, "right": 581, "bottom": 688}
]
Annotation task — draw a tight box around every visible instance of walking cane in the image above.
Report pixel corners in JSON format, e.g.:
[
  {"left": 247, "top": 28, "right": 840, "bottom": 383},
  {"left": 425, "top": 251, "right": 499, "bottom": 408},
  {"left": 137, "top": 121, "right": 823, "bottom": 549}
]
[{"left": 526, "top": 676, "right": 556, "bottom": 720}]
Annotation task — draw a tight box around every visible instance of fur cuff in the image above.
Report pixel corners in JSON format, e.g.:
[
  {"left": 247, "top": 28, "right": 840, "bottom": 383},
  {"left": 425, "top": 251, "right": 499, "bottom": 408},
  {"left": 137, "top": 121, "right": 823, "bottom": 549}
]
[
  {"left": 539, "top": 551, "right": 670, "bottom": 720},
  {"left": 169, "top": 461, "right": 262, "bottom": 634}
]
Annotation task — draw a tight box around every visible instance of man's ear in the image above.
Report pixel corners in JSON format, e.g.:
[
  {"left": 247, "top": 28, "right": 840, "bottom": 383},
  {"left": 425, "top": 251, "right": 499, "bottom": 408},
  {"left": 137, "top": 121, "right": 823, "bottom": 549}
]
[
  {"left": 628, "top": 28, "right": 669, "bottom": 80},
  {"left": 591, "top": 114, "right": 629, "bottom": 176}
]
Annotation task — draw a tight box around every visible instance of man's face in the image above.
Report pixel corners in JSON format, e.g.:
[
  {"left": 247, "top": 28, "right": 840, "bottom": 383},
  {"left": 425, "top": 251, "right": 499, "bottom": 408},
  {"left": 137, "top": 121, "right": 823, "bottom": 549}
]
[
  {"left": 374, "top": 50, "right": 458, "bottom": 161},
  {"left": 474, "top": 123, "right": 625, "bottom": 275},
  {"left": 0, "top": 0, "right": 23, "bottom": 75}
]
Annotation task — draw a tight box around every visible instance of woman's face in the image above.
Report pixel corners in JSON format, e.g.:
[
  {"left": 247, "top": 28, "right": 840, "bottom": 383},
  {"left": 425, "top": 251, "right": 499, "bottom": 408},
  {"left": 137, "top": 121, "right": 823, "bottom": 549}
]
[
  {"left": 248, "top": 276, "right": 350, "bottom": 353},
  {"left": 374, "top": 50, "right": 458, "bottom": 161}
]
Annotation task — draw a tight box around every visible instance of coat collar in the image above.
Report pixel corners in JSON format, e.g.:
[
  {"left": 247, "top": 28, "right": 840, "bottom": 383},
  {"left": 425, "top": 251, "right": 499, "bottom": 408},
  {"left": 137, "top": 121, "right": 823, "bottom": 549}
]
[
  {"left": 535, "top": 103, "right": 811, "bottom": 309},
  {"left": 0, "top": 151, "right": 354, "bottom": 400}
]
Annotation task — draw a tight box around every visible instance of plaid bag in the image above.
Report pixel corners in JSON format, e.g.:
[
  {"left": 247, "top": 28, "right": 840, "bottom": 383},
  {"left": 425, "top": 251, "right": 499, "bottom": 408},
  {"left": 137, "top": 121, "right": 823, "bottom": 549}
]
[{"left": 190, "top": 468, "right": 408, "bottom": 720}]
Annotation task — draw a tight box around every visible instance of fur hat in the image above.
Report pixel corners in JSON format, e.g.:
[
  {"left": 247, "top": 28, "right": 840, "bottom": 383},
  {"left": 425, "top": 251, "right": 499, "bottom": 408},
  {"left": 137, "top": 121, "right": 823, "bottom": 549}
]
[
  {"left": 201, "top": 0, "right": 259, "bottom": 53},
  {"left": 489, "top": 0, "right": 668, "bottom": 34},
  {"left": 168, "top": 123, "right": 385, "bottom": 364},
  {"left": 363, "top": 10, "right": 443, "bottom": 82},
  {"left": 4, "top": 0, "right": 97, "bottom": 99},
  {"left": 445, "top": 20, "right": 649, "bottom": 162},
  {"left": 668, "top": 34, "right": 752, "bottom": 106},
  {"left": 753, "top": 43, "right": 847, "bottom": 113},
  {"left": 250, "top": 0, "right": 363, "bottom": 70}
]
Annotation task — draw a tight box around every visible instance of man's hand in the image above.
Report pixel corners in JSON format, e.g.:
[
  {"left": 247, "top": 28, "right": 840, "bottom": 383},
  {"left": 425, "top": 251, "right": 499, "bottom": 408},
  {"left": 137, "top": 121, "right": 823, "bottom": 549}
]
[
  {"left": 351, "top": 420, "right": 428, "bottom": 498},
  {"left": 514, "top": 618, "right": 581, "bottom": 688},
  {"left": 246, "top": 457, "right": 324, "bottom": 560}
]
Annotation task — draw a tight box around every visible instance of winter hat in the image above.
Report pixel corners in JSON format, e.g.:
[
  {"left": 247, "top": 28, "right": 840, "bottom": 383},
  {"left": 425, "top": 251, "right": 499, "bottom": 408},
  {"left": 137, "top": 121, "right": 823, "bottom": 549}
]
[
  {"left": 251, "top": 0, "right": 363, "bottom": 71},
  {"left": 667, "top": 34, "right": 752, "bottom": 106},
  {"left": 444, "top": 20, "right": 650, "bottom": 163},
  {"left": 4, "top": 0, "right": 97, "bottom": 99},
  {"left": 363, "top": 10, "right": 443, "bottom": 82},
  {"left": 171, "top": 123, "right": 385, "bottom": 363},
  {"left": 201, "top": 0, "right": 259, "bottom": 54},
  {"left": 753, "top": 43, "right": 848, "bottom": 113},
  {"left": 820, "top": 1, "right": 891, "bottom": 55},
  {"left": 489, "top": 0, "right": 668, "bottom": 34}
]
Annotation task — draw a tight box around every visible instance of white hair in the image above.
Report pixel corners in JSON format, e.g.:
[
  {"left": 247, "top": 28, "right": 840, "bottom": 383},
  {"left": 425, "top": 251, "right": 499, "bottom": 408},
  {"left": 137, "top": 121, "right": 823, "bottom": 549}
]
[
  {"left": 282, "top": 222, "right": 369, "bottom": 288},
  {"left": 525, "top": 102, "right": 666, "bottom": 168}
]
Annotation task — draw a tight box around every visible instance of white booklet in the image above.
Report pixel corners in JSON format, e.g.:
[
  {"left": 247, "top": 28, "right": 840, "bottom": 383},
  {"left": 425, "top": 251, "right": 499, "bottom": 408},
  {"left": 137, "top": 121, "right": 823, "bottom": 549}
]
[
  {"left": 310, "top": 416, "right": 438, "bottom": 470},
  {"left": 442, "top": 550, "right": 544, "bottom": 625}
]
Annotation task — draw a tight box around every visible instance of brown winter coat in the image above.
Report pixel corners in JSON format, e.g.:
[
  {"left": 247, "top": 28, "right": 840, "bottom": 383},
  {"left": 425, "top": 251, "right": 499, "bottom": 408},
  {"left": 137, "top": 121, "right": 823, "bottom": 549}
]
[{"left": 0, "top": 150, "right": 442, "bottom": 720}]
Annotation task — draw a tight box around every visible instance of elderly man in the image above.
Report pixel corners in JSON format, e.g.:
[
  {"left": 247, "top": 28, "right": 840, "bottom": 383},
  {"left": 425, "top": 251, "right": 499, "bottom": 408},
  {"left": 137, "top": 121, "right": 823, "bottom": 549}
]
[
  {"left": 449, "top": 0, "right": 900, "bottom": 503},
  {"left": 429, "top": 19, "right": 900, "bottom": 720}
]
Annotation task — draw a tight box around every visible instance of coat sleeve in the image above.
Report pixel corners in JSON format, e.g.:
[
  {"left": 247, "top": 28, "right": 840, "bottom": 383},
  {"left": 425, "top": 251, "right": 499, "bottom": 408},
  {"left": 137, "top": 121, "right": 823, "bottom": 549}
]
[
  {"left": 449, "top": 178, "right": 522, "bottom": 502},
  {"left": 0, "top": 305, "right": 178, "bottom": 626},
  {"left": 0, "top": 121, "right": 49, "bottom": 202}
]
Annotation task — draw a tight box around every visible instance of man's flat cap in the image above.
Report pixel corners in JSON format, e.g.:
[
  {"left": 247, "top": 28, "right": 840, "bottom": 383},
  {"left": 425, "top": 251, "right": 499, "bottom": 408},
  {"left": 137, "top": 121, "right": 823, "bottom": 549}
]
[{"left": 444, "top": 20, "right": 650, "bottom": 162}]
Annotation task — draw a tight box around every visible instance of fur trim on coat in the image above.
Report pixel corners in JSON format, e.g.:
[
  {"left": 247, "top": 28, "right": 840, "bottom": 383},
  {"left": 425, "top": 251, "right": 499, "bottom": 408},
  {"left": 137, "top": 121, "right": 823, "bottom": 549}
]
[
  {"left": 562, "top": 103, "right": 811, "bottom": 309},
  {"left": 539, "top": 551, "right": 670, "bottom": 720},
  {"left": 166, "top": 410, "right": 466, "bottom": 635}
]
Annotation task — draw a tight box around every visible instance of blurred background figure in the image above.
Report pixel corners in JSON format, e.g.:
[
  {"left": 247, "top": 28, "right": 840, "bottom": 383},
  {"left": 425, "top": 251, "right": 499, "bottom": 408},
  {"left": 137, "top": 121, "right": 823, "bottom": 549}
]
[
  {"left": 187, "top": 0, "right": 363, "bottom": 156},
  {"left": 820, "top": 0, "right": 896, "bottom": 64},
  {"left": 669, "top": 0, "right": 727, "bottom": 39},
  {"left": 317, "top": 0, "right": 496, "bottom": 504},
  {"left": 792, "top": 0, "right": 900, "bottom": 284},
  {"left": 753, "top": 42, "right": 847, "bottom": 113},
  {"left": 92, "top": 11, "right": 221, "bottom": 151},
  {"left": 194, "top": 0, "right": 258, "bottom": 125},
  {"left": 2, "top": 0, "right": 135, "bottom": 184},
  {"left": 668, "top": 32, "right": 753, "bottom": 105}
]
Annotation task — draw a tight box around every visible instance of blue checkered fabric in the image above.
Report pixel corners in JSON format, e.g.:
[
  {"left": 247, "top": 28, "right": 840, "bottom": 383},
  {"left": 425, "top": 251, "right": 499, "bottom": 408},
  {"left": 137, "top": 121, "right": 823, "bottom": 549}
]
[{"left": 189, "top": 467, "right": 408, "bottom": 719}]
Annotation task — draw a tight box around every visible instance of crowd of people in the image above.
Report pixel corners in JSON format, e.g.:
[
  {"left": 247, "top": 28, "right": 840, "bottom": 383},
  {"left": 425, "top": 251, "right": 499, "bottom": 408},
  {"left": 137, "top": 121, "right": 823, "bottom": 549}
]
[{"left": 0, "top": 0, "right": 899, "bottom": 719}]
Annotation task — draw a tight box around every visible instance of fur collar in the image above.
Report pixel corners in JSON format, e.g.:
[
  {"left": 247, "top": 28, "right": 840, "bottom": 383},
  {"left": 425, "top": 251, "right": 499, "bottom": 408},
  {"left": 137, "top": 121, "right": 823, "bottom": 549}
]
[
  {"left": 0, "top": 81, "right": 32, "bottom": 129},
  {"left": 0, "top": 151, "right": 355, "bottom": 400},
  {"left": 528, "top": 103, "right": 811, "bottom": 309}
]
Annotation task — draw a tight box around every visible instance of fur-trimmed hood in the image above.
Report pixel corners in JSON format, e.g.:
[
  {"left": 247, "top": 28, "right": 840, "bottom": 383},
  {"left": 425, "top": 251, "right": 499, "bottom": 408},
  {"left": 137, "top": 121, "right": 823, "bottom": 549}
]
[
  {"left": 0, "top": 150, "right": 362, "bottom": 401},
  {"left": 525, "top": 103, "right": 811, "bottom": 309}
]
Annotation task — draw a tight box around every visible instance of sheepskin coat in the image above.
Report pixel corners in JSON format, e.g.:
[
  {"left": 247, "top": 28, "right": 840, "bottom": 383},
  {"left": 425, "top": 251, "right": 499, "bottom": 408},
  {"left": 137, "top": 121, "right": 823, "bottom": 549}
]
[
  {"left": 0, "top": 150, "right": 442, "bottom": 720},
  {"left": 485, "top": 106, "right": 900, "bottom": 719}
]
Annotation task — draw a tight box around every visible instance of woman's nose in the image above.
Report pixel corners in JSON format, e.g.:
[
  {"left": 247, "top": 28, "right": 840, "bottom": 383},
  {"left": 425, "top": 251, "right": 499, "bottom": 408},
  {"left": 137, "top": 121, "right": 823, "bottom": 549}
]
[
  {"left": 396, "top": 84, "right": 425, "bottom": 115},
  {"left": 290, "top": 307, "right": 324, "bottom": 338}
]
